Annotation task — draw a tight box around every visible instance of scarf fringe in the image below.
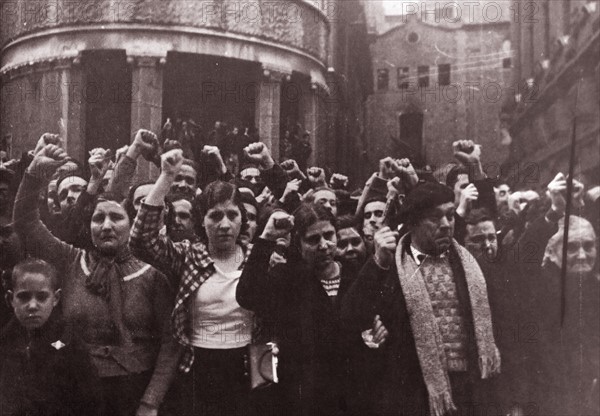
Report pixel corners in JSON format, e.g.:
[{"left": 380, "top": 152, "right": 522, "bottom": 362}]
[{"left": 428, "top": 391, "right": 456, "bottom": 416}]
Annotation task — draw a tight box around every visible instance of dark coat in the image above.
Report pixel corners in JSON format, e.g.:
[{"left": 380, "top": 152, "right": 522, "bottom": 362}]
[
  {"left": 514, "top": 213, "right": 600, "bottom": 415},
  {"left": 0, "top": 313, "right": 103, "bottom": 416},
  {"left": 237, "top": 239, "right": 357, "bottom": 416},
  {"left": 340, "top": 235, "right": 489, "bottom": 416},
  {"left": 476, "top": 254, "right": 531, "bottom": 411},
  {"left": 527, "top": 263, "right": 600, "bottom": 416}
]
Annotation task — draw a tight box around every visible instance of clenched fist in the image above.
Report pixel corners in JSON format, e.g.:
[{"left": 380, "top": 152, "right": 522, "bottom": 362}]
[
  {"left": 453, "top": 140, "right": 481, "bottom": 165},
  {"left": 28, "top": 144, "right": 70, "bottom": 180},
  {"left": 306, "top": 167, "right": 326, "bottom": 187},
  {"left": 160, "top": 149, "right": 184, "bottom": 177},
  {"left": 373, "top": 226, "right": 398, "bottom": 269},
  {"left": 244, "top": 142, "right": 274, "bottom": 170},
  {"left": 261, "top": 210, "right": 295, "bottom": 241}
]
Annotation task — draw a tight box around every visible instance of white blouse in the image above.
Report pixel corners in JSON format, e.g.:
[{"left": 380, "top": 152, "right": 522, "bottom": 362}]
[{"left": 190, "top": 264, "right": 254, "bottom": 349}]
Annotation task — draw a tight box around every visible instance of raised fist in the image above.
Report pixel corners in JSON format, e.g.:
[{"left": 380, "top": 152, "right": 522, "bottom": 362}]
[
  {"left": 396, "top": 158, "right": 419, "bottom": 189},
  {"left": 256, "top": 186, "right": 273, "bottom": 205},
  {"left": 330, "top": 173, "right": 349, "bottom": 190},
  {"left": 546, "top": 172, "right": 584, "bottom": 214},
  {"left": 202, "top": 145, "right": 222, "bottom": 159},
  {"left": 33, "top": 133, "right": 62, "bottom": 156},
  {"left": 132, "top": 129, "right": 160, "bottom": 163},
  {"left": 261, "top": 210, "right": 295, "bottom": 241},
  {"left": 281, "top": 159, "right": 300, "bottom": 173},
  {"left": 281, "top": 159, "right": 305, "bottom": 179},
  {"left": 160, "top": 149, "right": 184, "bottom": 177},
  {"left": 88, "top": 148, "right": 113, "bottom": 181},
  {"left": 28, "top": 144, "right": 70, "bottom": 180},
  {"left": 379, "top": 157, "right": 400, "bottom": 180},
  {"left": 373, "top": 226, "right": 398, "bottom": 269},
  {"left": 453, "top": 140, "right": 482, "bottom": 165},
  {"left": 457, "top": 183, "right": 479, "bottom": 217},
  {"left": 306, "top": 167, "right": 326, "bottom": 187},
  {"left": 281, "top": 178, "right": 302, "bottom": 200},
  {"left": 244, "top": 142, "right": 274, "bottom": 169}
]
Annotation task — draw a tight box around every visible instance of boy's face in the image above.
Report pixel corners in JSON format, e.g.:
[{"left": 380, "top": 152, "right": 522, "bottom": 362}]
[{"left": 10, "top": 272, "right": 60, "bottom": 330}]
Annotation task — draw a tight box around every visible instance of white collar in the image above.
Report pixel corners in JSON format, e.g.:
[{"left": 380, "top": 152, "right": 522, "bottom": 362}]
[
  {"left": 410, "top": 245, "right": 427, "bottom": 265},
  {"left": 410, "top": 244, "right": 446, "bottom": 265}
]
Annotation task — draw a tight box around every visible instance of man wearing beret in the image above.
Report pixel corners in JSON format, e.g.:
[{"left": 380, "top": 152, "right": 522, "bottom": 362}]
[{"left": 342, "top": 181, "right": 500, "bottom": 416}]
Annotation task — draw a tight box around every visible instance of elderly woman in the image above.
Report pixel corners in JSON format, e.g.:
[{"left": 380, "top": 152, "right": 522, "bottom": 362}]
[
  {"left": 237, "top": 203, "right": 361, "bottom": 416},
  {"left": 517, "top": 173, "right": 599, "bottom": 416},
  {"left": 519, "top": 214, "right": 599, "bottom": 416},
  {"left": 13, "top": 143, "right": 179, "bottom": 416},
  {"left": 129, "top": 149, "right": 254, "bottom": 416}
]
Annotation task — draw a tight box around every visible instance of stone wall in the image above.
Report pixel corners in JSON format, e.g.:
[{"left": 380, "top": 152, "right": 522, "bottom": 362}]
[
  {"left": 505, "top": 0, "right": 600, "bottom": 188},
  {"left": 1, "top": 0, "right": 330, "bottom": 62},
  {"left": 365, "top": 16, "right": 511, "bottom": 173}
]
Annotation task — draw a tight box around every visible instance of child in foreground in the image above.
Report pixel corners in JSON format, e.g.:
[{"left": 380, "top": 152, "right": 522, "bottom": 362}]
[{"left": 0, "top": 258, "right": 103, "bottom": 416}]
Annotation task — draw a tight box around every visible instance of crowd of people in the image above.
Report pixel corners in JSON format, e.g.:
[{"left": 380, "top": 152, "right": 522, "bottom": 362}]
[{"left": 0, "top": 123, "right": 598, "bottom": 416}]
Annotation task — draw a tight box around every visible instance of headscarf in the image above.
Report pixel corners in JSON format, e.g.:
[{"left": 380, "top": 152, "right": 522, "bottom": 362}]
[{"left": 543, "top": 215, "right": 596, "bottom": 269}]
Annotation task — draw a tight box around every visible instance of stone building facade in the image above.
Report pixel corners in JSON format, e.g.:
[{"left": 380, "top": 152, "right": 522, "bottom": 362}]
[
  {"left": 363, "top": 1, "right": 512, "bottom": 175},
  {"left": 502, "top": 0, "right": 599, "bottom": 188},
  {"left": 1, "top": 0, "right": 371, "bottom": 179}
]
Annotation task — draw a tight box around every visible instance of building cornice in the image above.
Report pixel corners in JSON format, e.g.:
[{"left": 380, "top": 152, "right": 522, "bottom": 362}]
[{"left": 1, "top": 23, "right": 328, "bottom": 82}]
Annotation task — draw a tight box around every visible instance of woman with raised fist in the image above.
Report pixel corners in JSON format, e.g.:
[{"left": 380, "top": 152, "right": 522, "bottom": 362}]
[
  {"left": 130, "top": 148, "right": 254, "bottom": 416},
  {"left": 237, "top": 203, "right": 362, "bottom": 416},
  {"left": 13, "top": 142, "right": 179, "bottom": 416}
]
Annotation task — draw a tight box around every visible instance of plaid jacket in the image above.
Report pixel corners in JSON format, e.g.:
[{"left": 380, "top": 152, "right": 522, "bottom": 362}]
[{"left": 130, "top": 202, "right": 250, "bottom": 372}]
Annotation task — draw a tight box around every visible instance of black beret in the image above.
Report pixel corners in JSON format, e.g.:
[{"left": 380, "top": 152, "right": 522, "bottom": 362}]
[
  {"left": 56, "top": 172, "right": 87, "bottom": 194},
  {"left": 400, "top": 181, "right": 454, "bottom": 226}
]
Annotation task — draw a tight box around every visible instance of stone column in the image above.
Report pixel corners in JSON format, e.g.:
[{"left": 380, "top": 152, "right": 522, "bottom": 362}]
[
  {"left": 255, "top": 67, "right": 286, "bottom": 162},
  {"left": 302, "top": 81, "right": 329, "bottom": 167},
  {"left": 56, "top": 57, "right": 86, "bottom": 163},
  {"left": 316, "top": 83, "right": 331, "bottom": 168},
  {"left": 128, "top": 54, "right": 166, "bottom": 181}
]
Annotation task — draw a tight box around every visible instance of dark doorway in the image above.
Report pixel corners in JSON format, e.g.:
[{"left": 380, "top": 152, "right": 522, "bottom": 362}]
[
  {"left": 82, "top": 50, "right": 132, "bottom": 154},
  {"left": 162, "top": 52, "right": 260, "bottom": 135}
]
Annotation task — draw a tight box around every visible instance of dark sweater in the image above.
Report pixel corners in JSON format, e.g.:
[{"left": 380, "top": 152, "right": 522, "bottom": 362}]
[
  {"left": 0, "top": 314, "right": 103, "bottom": 416},
  {"left": 13, "top": 172, "right": 181, "bottom": 408}
]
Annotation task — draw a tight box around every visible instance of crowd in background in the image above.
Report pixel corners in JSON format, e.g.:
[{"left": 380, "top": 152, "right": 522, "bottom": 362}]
[{"left": 0, "top": 120, "right": 598, "bottom": 416}]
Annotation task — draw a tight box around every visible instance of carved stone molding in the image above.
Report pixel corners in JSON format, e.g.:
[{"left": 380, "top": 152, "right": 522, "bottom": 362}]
[
  {"left": 1, "top": 55, "right": 82, "bottom": 79},
  {"left": 261, "top": 66, "right": 292, "bottom": 83},
  {"left": 126, "top": 55, "right": 167, "bottom": 68}
]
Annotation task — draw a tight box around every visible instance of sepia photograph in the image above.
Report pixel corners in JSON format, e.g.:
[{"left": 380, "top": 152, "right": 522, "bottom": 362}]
[{"left": 0, "top": 0, "right": 598, "bottom": 415}]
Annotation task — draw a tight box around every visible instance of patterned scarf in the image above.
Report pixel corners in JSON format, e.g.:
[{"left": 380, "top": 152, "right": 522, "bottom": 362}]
[
  {"left": 395, "top": 234, "right": 500, "bottom": 416},
  {"left": 82, "top": 247, "right": 147, "bottom": 346}
]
